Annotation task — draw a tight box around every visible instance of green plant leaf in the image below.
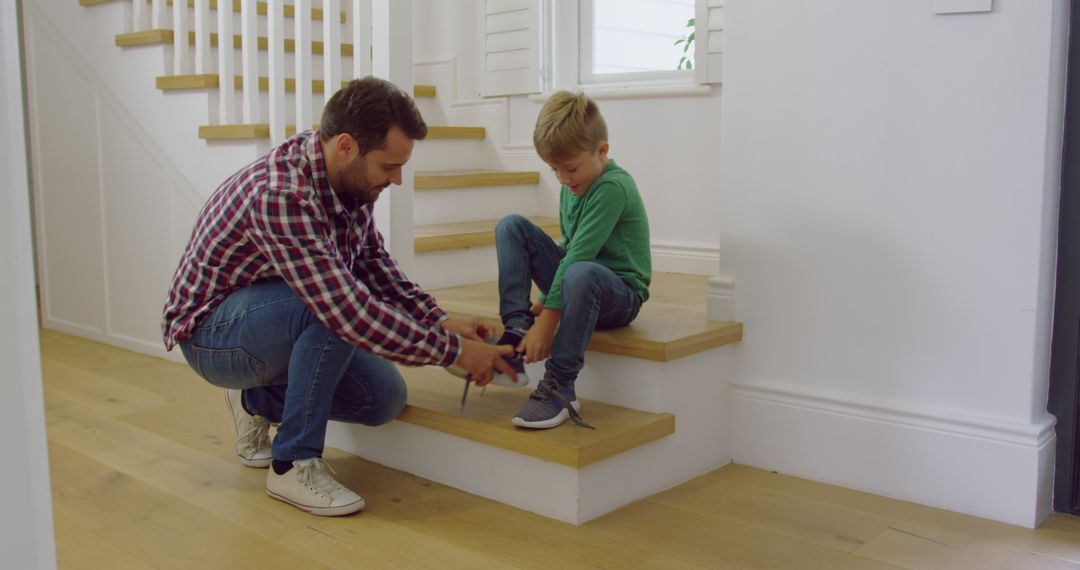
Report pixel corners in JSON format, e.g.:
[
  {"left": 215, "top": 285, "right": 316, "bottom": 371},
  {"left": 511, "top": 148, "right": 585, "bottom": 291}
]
[
  {"left": 674, "top": 38, "right": 685, "bottom": 46},
  {"left": 688, "top": 31, "right": 695, "bottom": 42},
  {"left": 687, "top": 17, "right": 695, "bottom": 27}
]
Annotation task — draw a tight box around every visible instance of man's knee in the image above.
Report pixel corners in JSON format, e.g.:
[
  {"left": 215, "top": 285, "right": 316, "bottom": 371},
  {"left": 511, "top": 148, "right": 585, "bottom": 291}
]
[{"left": 357, "top": 373, "right": 407, "bottom": 427}]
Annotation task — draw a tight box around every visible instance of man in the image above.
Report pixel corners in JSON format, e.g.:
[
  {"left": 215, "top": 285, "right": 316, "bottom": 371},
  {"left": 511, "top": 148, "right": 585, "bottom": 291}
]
[{"left": 162, "top": 77, "right": 514, "bottom": 517}]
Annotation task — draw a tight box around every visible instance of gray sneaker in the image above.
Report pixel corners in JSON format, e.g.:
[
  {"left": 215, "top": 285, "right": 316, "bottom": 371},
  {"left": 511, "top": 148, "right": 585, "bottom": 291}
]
[{"left": 511, "top": 373, "right": 594, "bottom": 429}]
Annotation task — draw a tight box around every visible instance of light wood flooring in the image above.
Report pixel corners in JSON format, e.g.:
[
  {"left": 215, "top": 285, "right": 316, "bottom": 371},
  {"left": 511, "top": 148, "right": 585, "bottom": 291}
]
[{"left": 41, "top": 330, "right": 1080, "bottom": 569}]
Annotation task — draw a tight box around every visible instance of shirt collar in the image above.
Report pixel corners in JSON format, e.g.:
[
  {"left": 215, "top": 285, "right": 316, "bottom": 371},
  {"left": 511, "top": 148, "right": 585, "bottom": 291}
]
[{"left": 306, "top": 130, "right": 359, "bottom": 217}]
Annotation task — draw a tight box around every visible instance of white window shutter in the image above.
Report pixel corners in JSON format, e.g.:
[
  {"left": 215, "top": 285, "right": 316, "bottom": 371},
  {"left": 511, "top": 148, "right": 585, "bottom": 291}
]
[
  {"left": 482, "top": 0, "right": 543, "bottom": 96},
  {"left": 694, "top": 0, "right": 724, "bottom": 84}
]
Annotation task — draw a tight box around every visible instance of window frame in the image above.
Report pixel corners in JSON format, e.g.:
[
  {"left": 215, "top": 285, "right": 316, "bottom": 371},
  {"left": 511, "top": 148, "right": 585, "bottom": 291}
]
[{"left": 574, "top": 0, "right": 696, "bottom": 87}]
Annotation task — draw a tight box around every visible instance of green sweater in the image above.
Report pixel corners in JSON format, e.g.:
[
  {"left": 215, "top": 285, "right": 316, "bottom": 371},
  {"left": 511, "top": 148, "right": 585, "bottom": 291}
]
[{"left": 541, "top": 159, "right": 652, "bottom": 309}]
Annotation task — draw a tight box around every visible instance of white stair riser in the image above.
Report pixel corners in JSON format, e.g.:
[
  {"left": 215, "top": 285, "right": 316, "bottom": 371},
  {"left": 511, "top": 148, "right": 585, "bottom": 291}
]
[
  {"left": 413, "top": 138, "right": 498, "bottom": 171},
  {"left": 326, "top": 345, "right": 734, "bottom": 524},
  {"left": 412, "top": 246, "right": 499, "bottom": 289},
  {"left": 414, "top": 185, "right": 550, "bottom": 226}
]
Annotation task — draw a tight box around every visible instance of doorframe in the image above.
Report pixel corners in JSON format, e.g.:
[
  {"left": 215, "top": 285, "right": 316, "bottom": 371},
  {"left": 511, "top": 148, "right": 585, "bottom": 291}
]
[{"left": 1048, "top": 0, "right": 1080, "bottom": 517}]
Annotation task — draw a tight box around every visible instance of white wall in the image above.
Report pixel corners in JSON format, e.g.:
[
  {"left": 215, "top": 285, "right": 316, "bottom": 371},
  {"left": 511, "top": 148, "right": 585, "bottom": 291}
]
[
  {"left": 721, "top": 0, "right": 1066, "bottom": 527},
  {"left": 23, "top": 0, "right": 268, "bottom": 362},
  {"left": 1, "top": 0, "right": 57, "bottom": 567},
  {"left": 414, "top": 0, "right": 726, "bottom": 274}
]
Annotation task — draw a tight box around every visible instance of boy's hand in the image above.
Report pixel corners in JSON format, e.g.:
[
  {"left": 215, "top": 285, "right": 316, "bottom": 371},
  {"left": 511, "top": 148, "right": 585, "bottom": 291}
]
[
  {"left": 440, "top": 316, "right": 496, "bottom": 341},
  {"left": 518, "top": 309, "right": 560, "bottom": 363},
  {"left": 455, "top": 338, "right": 516, "bottom": 386},
  {"left": 529, "top": 300, "right": 544, "bottom": 316}
]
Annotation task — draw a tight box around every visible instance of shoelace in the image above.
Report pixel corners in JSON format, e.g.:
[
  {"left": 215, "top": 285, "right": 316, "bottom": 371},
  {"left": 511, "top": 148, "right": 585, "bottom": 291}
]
[
  {"left": 238, "top": 417, "right": 270, "bottom": 454},
  {"left": 296, "top": 459, "right": 348, "bottom": 498},
  {"left": 531, "top": 377, "right": 595, "bottom": 429}
]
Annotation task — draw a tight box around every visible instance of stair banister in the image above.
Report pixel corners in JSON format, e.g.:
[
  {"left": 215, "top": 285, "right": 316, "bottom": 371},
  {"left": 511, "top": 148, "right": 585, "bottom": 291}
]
[
  {"left": 151, "top": 0, "right": 166, "bottom": 29},
  {"left": 218, "top": 0, "right": 237, "bottom": 123},
  {"left": 194, "top": 0, "right": 211, "bottom": 74},
  {"left": 132, "top": 0, "right": 148, "bottom": 31},
  {"left": 295, "top": 0, "right": 314, "bottom": 133},
  {"left": 369, "top": 0, "right": 414, "bottom": 270},
  {"left": 240, "top": 0, "right": 260, "bottom": 123},
  {"left": 323, "top": 0, "right": 342, "bottom": 97},
  {"left": 173, "top": 0, "right": 192, "bottom": 73},
  {"left": 268, "top": 0, "right": 286, "bottom": 143},
  {"left": 352, "top": 0, "right": 372, "bottom": 78}
]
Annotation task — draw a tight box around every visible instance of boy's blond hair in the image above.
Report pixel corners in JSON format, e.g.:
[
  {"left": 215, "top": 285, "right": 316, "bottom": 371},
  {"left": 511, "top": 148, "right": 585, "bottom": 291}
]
[{"left": 533, "top": 91, "right": 608, "bottom": 164}]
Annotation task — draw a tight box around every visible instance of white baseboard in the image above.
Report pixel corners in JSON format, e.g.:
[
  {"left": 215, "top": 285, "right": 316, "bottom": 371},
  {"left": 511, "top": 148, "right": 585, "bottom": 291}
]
[
  {"left": 731, "top": 381, "right": 1056, "bottom": 528},
  {"left": 43, "top": 318, "right": 185, "bottom": 365},
  {"left": 651, "top": 241, "right": 720, "bottom": 275}
]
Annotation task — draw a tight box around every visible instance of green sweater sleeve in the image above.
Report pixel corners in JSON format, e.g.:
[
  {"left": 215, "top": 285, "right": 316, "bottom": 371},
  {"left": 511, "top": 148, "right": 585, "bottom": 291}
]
[{"left": 544, "top": 182, "right": 626, "bottom": 309}]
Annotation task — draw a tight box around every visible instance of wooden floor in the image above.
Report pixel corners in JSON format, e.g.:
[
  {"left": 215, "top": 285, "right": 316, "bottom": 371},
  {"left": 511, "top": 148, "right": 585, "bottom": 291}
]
[{"left": 41, "top": 330, "right": 1080, "bottom": 569}]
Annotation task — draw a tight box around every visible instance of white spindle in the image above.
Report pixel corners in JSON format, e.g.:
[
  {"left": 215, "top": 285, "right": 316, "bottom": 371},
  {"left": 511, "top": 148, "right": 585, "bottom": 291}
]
[
  {"left": 352, "top": 0, "right": 372, "bottom": 78},
  {"left": 240, "top": 0, "right": 259, "bottom": 123},
  {"left": 268, "top": 0, "right": 286, "bottom": 143},
  {"left": 173, "top": 0, "right": 192, "bottom": 74},
  {"left": 371, "top": 0, "right": 388, "bottom": 78},
  {"left": 323, "top": 0, "right": 341, "bottom": 98},
  {"left": 151, "top": 0, "right": 166, "bottom": 29},
  {"left": 370, "top": 0, "right": 414, "bottom": 270},
  {"left": 194, "top": 0, "right": 211, "bottom": 74},
  {"left": 218, "top": 0, "right": 236, "bottom": 123},
  {"left": 132, "top": 0, "right": 149, "bottom": 31},
  {"left": 295, "top": 0, "right": 314, "bottom": 132}
]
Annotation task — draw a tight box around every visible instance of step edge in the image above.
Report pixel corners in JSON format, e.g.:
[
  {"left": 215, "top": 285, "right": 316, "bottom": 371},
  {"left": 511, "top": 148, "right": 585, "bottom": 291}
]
[{"left": 396, "top": 402, "right": 676, "bottom": 468}]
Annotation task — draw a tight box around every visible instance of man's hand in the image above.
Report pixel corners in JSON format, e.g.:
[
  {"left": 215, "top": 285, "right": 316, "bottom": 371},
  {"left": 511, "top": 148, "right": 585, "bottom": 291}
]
[
  {"left": 454, "top": 338, "right": 517, "bottom": 386},
  {"left": 440, "top": 316, "right": 496, "bottom": 342},
  {"left": 518, "top": 308, "right": 559, "bottom": 363}
]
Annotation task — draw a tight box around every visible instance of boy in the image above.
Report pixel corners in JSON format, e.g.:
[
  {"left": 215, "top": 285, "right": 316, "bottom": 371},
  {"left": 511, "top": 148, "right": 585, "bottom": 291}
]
[{"left": 494, "top": 91, "right": 651, "bottom": 429}]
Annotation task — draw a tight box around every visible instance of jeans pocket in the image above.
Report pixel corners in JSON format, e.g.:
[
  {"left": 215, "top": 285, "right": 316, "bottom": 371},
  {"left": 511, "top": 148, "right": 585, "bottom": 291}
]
[{"left": 187, "top": 345, "right": 267, "bottom": 389}]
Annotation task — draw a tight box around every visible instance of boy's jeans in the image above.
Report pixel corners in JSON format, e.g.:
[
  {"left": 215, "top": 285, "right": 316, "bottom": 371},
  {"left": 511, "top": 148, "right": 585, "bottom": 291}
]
[
  {"left": 495, "top": 214, "right": 642, "bottom": 384},
  {"left": 179, "top": 279, "right": 407, "bottom": 461}
]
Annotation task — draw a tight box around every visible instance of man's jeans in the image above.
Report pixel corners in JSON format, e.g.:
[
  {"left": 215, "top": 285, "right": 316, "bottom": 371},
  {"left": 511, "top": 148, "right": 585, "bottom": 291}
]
[
  {"left": 494, "top": 214, "right": 642, "bottom": 384},
  {"left": 179, "top": 279, "right": 406, "bottom": 461}
]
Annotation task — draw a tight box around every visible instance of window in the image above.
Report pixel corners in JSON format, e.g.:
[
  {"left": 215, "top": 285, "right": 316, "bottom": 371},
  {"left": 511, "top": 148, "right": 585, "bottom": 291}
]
[{"left": 579, "top": 0, "right": 696, "bottom": 85}]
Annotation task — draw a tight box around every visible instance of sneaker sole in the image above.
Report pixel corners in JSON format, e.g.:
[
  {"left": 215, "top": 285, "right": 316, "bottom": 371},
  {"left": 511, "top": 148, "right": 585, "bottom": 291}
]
[
  {"left": 511, "top": 401, "right": 581, "bottom": 429},
  {"left": 238, "top": 455, "right": 272, "bottom": 469},
  {"left": 266, "top": 489, "right": 365, "bottom": 516}
]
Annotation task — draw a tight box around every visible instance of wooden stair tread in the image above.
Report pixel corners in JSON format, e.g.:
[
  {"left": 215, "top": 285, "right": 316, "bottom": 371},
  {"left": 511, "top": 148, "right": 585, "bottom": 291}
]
[
  {"left": 116, "top": 29, "right": 355, "bottom": 56},
  {"left": 396, "top": 365, "right": 675, "bottom": 468},
  {"left": 431, "top": 273, "right": 743, "bottom": 362},
  {"left": 414, "top": 216, "right": 559, "bottom": 253},
  {"left": 415, "top": 170, "right": 540, "bottom": 189},
  {"left": 157, "top": 74, "right": 436, "bottom": 98},
  {"left": 84, "top": 0, "right": 347, "bottom": 21},
  {"left": 199, "top": 124, "right": 480, "bottom": 140}
]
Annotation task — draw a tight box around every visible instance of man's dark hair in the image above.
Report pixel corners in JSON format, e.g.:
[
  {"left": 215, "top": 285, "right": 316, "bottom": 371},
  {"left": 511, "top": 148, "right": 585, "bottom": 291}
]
[{"left": 319, "top": 76, "right": 427, "bottom": 154}]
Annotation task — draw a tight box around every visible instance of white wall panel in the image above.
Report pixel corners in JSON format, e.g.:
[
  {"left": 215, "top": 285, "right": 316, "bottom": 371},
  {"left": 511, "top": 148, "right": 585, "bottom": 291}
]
[
  {"left": 100, "top": 106, "right": 180, "bottom": 347},
  {"left": 28, "top": 24, "right": 107, "bottom": 333}
]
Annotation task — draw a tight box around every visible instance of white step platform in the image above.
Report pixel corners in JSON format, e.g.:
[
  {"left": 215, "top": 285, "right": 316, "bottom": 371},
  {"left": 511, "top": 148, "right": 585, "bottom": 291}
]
[{"left": 327, "top": 273, "right": 742, "bottom": 524}]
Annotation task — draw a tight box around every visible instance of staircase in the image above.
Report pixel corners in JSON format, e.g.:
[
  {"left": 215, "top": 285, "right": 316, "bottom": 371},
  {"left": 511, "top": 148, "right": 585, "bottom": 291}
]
[{"left": 40, "top": 0, "right": 743, "bottom": 525}]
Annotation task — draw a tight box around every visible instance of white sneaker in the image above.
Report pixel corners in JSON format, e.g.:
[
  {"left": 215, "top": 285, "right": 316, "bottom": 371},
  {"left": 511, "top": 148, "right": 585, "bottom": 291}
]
[
  {"left": 266, "top": 458, "right": 365, "bottom": 516},
  {"left": 225, "top": 389, "right": 272, "bottom": 468}
]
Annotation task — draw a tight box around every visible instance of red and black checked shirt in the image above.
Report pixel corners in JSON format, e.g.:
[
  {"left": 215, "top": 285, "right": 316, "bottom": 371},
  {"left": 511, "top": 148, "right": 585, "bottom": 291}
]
[{"left": 162, "top": 130, "right": 460, "bottom": 367}]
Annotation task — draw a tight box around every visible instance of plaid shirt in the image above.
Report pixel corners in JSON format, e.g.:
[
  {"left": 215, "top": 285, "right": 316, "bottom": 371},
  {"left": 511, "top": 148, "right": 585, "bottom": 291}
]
[{"left": 162, "top": 130, "right": 460, "bottom": 367}]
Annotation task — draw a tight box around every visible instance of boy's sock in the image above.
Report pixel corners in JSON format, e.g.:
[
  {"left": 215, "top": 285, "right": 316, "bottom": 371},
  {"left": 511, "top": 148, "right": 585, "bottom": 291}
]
[{"left": 497, "top": 327, "right": 526, "bottom": 348}]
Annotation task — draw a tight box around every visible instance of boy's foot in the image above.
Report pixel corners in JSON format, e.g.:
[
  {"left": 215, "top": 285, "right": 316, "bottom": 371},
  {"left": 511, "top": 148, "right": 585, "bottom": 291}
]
[
  {"left": 266, "top": 458, "right": 365, "bottom": 516},
  {"left": 225, "top": 389, "right": 272, "bottom": 468},
  {"left": 511, "top": 373, "right": 595, "bottom": 429},
  {"left": 445, "top": 337, "right": 530, "bottom": 388}
]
